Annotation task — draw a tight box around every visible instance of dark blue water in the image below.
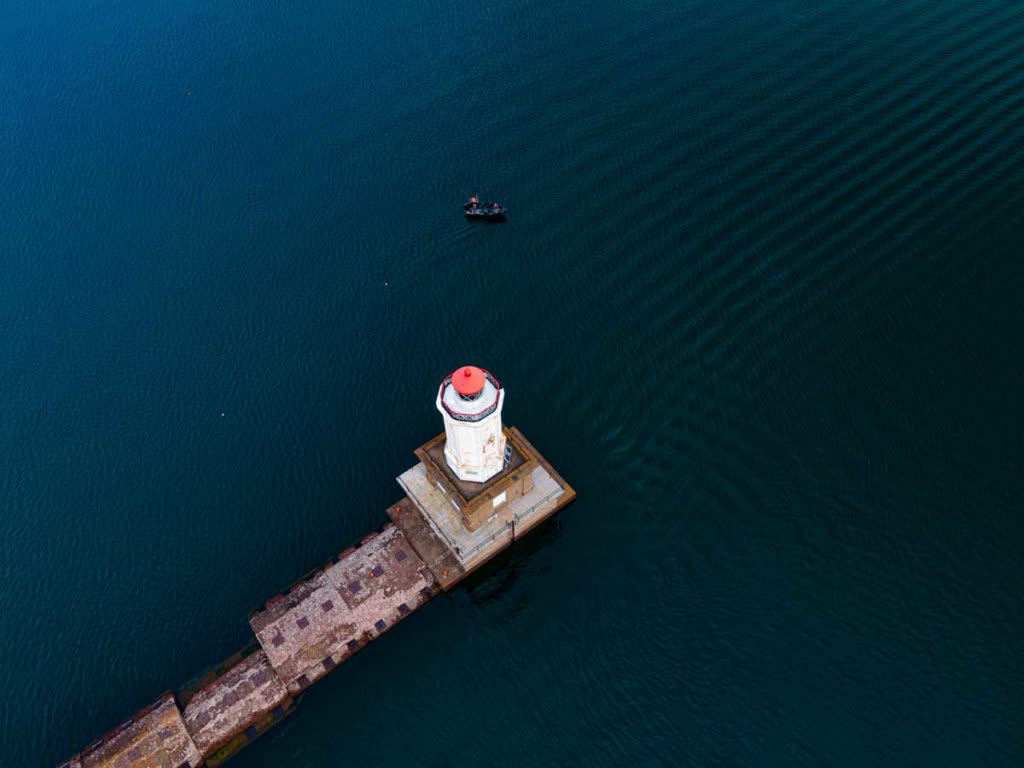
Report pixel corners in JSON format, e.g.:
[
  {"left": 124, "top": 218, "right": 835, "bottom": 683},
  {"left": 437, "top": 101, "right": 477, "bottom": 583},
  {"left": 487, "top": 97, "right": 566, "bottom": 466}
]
[{"left": 2, "top": 0, "right": 1022, "bottom": 764}]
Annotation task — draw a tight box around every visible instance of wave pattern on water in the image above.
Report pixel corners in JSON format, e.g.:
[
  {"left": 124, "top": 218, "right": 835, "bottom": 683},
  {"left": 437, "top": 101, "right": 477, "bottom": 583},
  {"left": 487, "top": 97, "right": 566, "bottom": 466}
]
[{"left": 1, "top": 0, "right": 1022, "bottom": 765}]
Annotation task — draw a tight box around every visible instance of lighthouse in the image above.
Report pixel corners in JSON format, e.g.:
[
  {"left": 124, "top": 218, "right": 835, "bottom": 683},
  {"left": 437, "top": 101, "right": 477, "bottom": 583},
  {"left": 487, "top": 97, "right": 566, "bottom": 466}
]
[
  {"left": 60, "top": 367, "right": 577, "bottom": 768},
  {"left": 403, "top": 364, "right": 574, "bottom": 557},
  {"left": 436, "top": 365, "right": 506, "bottom": 483}
]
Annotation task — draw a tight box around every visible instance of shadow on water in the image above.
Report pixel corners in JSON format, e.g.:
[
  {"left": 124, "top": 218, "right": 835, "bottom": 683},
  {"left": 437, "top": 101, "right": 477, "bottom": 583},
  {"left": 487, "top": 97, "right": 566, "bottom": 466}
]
[{"left": 462, "top": 518, "right": 564, "bottom": 605}]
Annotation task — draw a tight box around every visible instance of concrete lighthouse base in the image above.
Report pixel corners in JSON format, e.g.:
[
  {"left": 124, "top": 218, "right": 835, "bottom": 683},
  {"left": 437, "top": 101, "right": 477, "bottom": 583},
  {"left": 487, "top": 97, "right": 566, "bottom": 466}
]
[{"left": 393, "top": 427, "right": 576, "bottom": 579}]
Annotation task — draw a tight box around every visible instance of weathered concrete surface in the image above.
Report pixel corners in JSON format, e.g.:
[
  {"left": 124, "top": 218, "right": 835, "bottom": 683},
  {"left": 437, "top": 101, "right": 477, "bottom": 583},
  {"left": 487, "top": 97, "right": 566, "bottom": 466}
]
[
  {"left": 397, "top": 460, "right": 561, "bottom": 573},
  {"left": 182, "top": 649, "right": 291, "bottom": 759},
  {"left": 68, "top": 692, "right": 200, "bottom": 768},
  {"left": 415, "top": 428, "right": 542, "bottom": 531},
  {"left": 397, "top": 426, "right": 575, "bottom": 576},
  {"left": 504, "top": 427, "right": 577, "bottom": 537},
  {"left": 249, "top": 524, "right": 438, "bottom": 694},
  {"left": 417, "top": 430, "right": 527, "bottom": 502},
  {"left": 386, "top": 497, "right": 465, "bottom": 589},
  {"left": 400, "top": 462, "right": 565, "bottom": 572}
]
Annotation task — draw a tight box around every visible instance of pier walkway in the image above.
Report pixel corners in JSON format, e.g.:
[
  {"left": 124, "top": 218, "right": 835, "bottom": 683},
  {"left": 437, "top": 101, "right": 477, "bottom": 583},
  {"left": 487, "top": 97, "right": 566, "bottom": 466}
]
[{"left": 58, "top": 426, "right": 573, "bottom": 768}]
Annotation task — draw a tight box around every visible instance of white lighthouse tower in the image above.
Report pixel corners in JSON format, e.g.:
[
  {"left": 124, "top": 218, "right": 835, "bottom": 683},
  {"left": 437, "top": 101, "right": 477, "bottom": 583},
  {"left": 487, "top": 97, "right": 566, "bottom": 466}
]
[{"left": 436, "top": 365, "right": 507, "bottom": 483}]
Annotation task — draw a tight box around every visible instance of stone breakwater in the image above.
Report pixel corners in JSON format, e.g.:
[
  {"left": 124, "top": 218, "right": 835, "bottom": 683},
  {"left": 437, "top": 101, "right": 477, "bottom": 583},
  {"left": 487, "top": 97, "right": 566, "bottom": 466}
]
[{"left": 59, "top": 427, "right": 574, "bottom": 768}]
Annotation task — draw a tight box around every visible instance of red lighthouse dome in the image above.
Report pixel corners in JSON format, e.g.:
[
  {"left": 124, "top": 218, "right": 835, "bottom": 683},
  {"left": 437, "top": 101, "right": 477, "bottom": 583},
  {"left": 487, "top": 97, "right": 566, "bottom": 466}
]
[{"left": 451, "top": 365, "right": 486, "bottom": 398}]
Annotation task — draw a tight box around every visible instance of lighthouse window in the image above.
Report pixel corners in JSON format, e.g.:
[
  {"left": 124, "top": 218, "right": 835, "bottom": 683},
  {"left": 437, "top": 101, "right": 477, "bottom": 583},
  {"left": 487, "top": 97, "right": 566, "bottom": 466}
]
[
  {"left": 457, "top": 389, "right": 483, "bottom": 402},
  {"left": 492, "top": 492, "right": 507, "bottom": 508}
]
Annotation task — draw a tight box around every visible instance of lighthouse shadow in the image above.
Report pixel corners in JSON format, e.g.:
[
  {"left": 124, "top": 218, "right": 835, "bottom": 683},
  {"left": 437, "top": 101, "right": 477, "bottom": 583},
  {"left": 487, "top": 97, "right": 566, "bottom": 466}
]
[{"left": 462, "top": 519, "right": 564, "bottom": 605}]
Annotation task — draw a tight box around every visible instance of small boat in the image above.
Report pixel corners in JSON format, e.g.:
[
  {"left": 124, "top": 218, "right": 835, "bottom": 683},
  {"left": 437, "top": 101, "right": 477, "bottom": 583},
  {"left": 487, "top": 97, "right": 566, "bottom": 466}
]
[{"left": 464, "top": 196, "right": 507, "bottom": 221}]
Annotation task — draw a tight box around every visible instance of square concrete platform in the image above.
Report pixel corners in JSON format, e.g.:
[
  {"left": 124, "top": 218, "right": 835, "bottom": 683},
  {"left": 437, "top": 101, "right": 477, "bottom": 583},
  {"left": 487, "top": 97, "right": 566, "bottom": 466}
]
[{"left": 395, "top": 427, "right": 575, "bottom": 578}]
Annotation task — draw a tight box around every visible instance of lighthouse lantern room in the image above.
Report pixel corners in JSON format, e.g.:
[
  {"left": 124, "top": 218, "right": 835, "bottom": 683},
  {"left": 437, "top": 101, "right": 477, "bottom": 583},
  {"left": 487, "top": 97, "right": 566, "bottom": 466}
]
[{"left": 436, "top": 366, "right": 507, "bottom": 483}]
